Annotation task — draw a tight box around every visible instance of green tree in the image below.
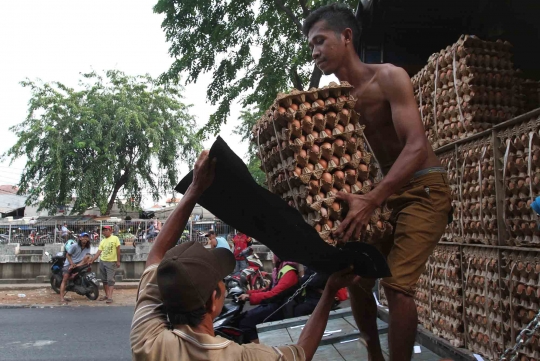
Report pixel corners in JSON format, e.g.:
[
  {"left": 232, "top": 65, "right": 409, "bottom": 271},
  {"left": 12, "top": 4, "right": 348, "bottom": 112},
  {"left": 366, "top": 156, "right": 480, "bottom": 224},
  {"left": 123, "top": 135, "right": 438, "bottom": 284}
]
[
  {"left": 4, "top": 70, "right": 201, "bottom": 215},
  {"left": 233, "top": 108, "right": 267, "bottom": 186},
  {"left": 154, "top": 0, "right": 357, "bottom": 136}
]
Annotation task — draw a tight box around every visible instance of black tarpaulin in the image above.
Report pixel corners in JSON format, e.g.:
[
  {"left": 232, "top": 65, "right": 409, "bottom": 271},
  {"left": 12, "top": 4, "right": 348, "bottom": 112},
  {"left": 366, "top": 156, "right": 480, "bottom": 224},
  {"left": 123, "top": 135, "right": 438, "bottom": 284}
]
[{"left": 175, "top": 137, "right": 390, "bottom": 278}]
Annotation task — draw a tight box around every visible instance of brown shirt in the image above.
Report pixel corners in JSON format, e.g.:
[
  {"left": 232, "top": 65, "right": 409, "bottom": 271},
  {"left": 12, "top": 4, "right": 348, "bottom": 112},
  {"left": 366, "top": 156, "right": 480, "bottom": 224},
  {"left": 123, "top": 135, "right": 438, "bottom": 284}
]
[{"left": 130, "top": 264, "right": 306, "bottom": 361}]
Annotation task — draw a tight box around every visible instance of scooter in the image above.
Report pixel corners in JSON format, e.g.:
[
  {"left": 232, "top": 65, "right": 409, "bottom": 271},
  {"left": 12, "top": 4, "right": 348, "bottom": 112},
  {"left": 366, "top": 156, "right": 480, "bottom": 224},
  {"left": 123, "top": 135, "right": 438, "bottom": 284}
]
[
  {"left": 213, "top": 286, "right": 247, "bottom": 344},
  {"left": 45, "top": 251, "right": 100, "bottom": 300},
  {"left": 224, "top": 247, "right": 272, "bottom": 293}
]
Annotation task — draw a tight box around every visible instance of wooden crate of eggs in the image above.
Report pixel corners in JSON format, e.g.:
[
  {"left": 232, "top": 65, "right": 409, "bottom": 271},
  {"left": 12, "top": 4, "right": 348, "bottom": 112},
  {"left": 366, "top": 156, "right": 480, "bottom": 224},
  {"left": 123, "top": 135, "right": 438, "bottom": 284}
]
[
  {"left": 412, "top": 35, "right": 521, "bottom": 150},
  {"left": 430, "top": 246, "right": 465, "bottom": 347},
  {"left": 414, "top": 267, "right": 432, "bottom": 331},
  {"left": 463, "top": 247, "right": 506, "bottom": 360},
  {"left": 253, "top": 82, "right": 391, "bottom": 245},
  {"left": 458, "top": 138, "right": 498, "bottom": 245},
  {"left": 497, "top": 117, "right": 540, "bottom": 247},
  {"left": 522, "top": 79, "right": 540, "bottom": 113},
  {"left": 501, "top": 250, "right": 540, "bottom": 361},
  {"left": 439, "top": 150, "right": 462, "bottom": 243}
]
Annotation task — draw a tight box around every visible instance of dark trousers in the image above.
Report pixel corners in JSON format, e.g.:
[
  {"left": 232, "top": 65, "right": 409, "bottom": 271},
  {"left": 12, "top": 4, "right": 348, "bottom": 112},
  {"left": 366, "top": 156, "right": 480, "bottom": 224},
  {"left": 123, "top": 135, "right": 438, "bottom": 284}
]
[
  {"left": 292, "top": 296, "right": 320, "bottom": 317},
  {"left": 239, "top": 303, "right": 283, "bottom": 341}
]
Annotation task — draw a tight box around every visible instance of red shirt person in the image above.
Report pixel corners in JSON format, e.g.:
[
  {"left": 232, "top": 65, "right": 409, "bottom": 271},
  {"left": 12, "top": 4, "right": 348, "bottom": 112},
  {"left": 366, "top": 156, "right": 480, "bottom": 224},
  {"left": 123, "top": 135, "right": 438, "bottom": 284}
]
[{"left": 232, "top": 232, "right": 252, "bottom": 273}]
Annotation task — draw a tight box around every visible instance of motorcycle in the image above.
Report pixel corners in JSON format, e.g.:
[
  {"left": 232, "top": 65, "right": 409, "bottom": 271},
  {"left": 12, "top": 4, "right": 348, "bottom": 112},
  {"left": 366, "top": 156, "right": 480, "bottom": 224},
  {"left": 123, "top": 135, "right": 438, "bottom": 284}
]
[
  {"left": 213, "top": 286, "right": 247, "bottom": 344},
  {"left": 224, "top": 247, "right": 271, "bottom": 293},
  {"left": 44, "top": 251, "right": 100, "bottom": 300}
]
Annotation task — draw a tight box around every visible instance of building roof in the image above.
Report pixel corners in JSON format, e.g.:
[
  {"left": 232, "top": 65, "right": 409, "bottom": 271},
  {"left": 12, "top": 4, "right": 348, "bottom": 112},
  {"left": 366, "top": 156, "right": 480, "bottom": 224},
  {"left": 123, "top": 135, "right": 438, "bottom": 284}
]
[
  {"left": 0, "top": 194, "right": 27, "bottom": 214},
  {"left": 0, "top": 185, "right": 19, "bottom": 195}
]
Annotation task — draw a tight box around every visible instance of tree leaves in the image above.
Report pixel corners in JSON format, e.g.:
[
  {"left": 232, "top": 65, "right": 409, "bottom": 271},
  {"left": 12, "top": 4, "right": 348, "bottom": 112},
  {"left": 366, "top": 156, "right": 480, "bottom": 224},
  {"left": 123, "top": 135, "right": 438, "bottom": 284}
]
[{"left": 4, "top": 70, "right": 201, "bottom": 215}]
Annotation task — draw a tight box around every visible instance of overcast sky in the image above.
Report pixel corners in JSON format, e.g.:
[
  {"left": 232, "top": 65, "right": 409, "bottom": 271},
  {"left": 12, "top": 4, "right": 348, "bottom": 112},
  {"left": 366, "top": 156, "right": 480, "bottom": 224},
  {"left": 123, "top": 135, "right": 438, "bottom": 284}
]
[{"left": 0, "top": 0, "right": 335, "bottom": 208}]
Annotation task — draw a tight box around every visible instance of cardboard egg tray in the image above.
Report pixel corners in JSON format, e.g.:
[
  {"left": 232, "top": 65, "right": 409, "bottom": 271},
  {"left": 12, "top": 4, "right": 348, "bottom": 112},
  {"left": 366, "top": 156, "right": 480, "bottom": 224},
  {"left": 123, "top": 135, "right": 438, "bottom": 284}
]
[
  {"left": 497, "top": 117, "right": 540, "bottom": 247},
  {"left": 439, "top": 150, "right": 462, "bottom": 243},
  {"left": 501, "top": 250, "right": 540, "bottom": 360},
  {"left": 411, "top": 35, "right": 523, "bottom": 149},
  {"left": 463, "top": 247, "right": 506, "bottom": 360},
  {"left": 253, "top": 82, "right": 392, "bottom": 245}
]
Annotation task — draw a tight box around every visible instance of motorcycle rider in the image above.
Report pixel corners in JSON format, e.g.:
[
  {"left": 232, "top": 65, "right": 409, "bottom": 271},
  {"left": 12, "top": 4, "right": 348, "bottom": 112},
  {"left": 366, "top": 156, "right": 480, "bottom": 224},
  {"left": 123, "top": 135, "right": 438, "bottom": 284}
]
[
  {"left": 59, "top": 232, "right": 93, "bottom": 304},
  {"left": 233, "top": 231, "right": 252, "bottom": 272},
  {"left": 237, "top": 255, "right": 299, "bottom": 343}
]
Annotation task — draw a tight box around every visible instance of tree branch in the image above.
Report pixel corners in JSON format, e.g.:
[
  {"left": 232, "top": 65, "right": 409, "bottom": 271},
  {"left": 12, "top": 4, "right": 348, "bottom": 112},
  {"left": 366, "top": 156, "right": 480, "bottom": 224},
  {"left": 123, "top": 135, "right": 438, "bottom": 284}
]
[
  {"left": 308, "top": 64, "right": 323, "bottom": 89},
  {"left": 274, "top": 0, "right": 302, "bottom": 32},
  {"left": 291, "top": 67, "right": 304, "bottom": 90},
  {"left": 299, "top": 0, "right": 310, "bottom": 18}
]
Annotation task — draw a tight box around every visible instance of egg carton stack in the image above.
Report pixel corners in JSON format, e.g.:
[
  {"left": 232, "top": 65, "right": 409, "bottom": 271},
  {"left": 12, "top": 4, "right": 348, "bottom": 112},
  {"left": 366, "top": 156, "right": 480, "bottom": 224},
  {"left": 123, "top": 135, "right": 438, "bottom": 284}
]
[
  {"left": 430, "top": 245, "right": 465, "bottom": 347},
  {"left": 253, "top": 82, "right": 392, "bottom": 245},
  {"left": 411, "top": 35, "right": 521, "bottom": 149},
  {"left": 458, "top": 138, "right": 498, "bottom": 245},
  {"left": 415, "top": 265, "right": 432, "bottom": 331},
  {"left": 497, "top": 117, "right": 540, "bottom": 247},
  {"left": 463, "top": 247, "right": 506, "bottom": 360},
  {"left": 378, "top": 285, "right": 388, "bottom": 307},
  {"left": 439, "top": 150, "right": 462, "bottom": 243},
  {"left": 522, "top": 79, "right": 540, "bottom": 112},
  {"left": 501, "top": 250, "right": 540, "bottom": 361}
]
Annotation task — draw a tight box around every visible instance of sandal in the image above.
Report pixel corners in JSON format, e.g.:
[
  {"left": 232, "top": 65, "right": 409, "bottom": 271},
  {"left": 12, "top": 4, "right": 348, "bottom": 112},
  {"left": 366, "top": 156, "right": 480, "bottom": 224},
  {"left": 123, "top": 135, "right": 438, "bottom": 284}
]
[
  {"left": 98, "top": 296, "right": 108, "bottom": 301},
  {"left": 106, "top": 299, "right": 113, "bottom": 304}
]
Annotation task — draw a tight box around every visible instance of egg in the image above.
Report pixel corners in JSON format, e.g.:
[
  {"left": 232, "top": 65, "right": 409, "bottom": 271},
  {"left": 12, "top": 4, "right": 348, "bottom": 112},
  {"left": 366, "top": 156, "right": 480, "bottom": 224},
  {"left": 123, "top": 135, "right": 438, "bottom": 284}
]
[
  {"left": 303, "top": 115, "right": 312, "bottom": 123},
  {"left": 314, "top": 99, "right": 325, "bottom": 107},
  {"left": 355, "top": 181, "right": 363, "bottom": 189},
  {"left": 314, "top": 224, "right": 322, "bottom": 232},
  {"left": 338, "top": 95, "right": 348, "bottom": 102},
  {"left": 343, "top": 154, "right": 351, "bottom": 162},
  {"left": 302, "top": 102, "right": 312, "bottom": 109},
  {"left": 311, "top": 144, "right": 320, "bottom": 153},
  {"left": 322, "top": 172, "right": 332, "bottom": 183},
  {"left": 326, "top": 111, "right": 337, "bottom": 120},
  {"left": 294, "top": 167, "right": 302, "bottom": 176},
  {"left": 292, "top": 120, "right": 301, "bottom": 129},
  {"left": 341, "top": 108, "right": 349, "bottom": 116},
  {"left": 319, "top": 158, "right": 329, "bottom": 169},
  {"left": 299, "top": 135, "right": 306, "bottom": 143},
  {"left": 311, "top": 130, "right": 319, "bottom": 138},
  {"left": 299, "top": 149, "right": 307, "bottom": 158},
  {"left": 331, "top": 202, "right": 340, "bottom": 211},
  {"left": 306, "top": 163, "right": 315, "bottom": 171},
  {"left": 349, "top": 137, "right": 357, "bottom": 144},
  {"left": 326, "top": 219, "right": 334, "bottom": 228},
  {"left": 320, "top": 207, "right": 328, "bottom": 217},
  {"left": 331, "top": 156, "right": 340, "bottom": 165},
  {"left": 356, "top": 150, "right": 363, "bottom": 158},
  {"left": 376, "top": 221, "right": 383, "bottom": 229},
  {"left": 313, "top": 113, "right": 324, "bottom": 122},
  {"left": 334, "top": 170, "right": 345, "bottom": 180},
  {"left": 334, "top": 138, "right": 344, "bottom": 147},
  {"left": 323, "top": 129, "right": 332, "bottom": 137},
  {"left": 336, "top": 124, "right": 345, "bottom": 132},
  {"left": 326, "top": 97, "right": 336, "bottom": 104},
  {"left": 346, "top": 169, "right": 357, "bottom": 176},
  {"left": 289, "top": 104, "right": 299, "bottom": 111},
  {"left": 310, "top": 180, "right": 319, "bottom": 188},
  {"left": 318, "top": 192, "right": 326, "bottom": 199},
  {"left": 306, "top": 195, "right": 313, "bottom": 204},
  {"left": 342, "top": 184, "right": 351, "bottom": 192},
  {"left": 359, "top": 164, "right": 368, "bottom": 172},
  {"left": 277, "top": 106, "right": 286, "bottom": 115}
]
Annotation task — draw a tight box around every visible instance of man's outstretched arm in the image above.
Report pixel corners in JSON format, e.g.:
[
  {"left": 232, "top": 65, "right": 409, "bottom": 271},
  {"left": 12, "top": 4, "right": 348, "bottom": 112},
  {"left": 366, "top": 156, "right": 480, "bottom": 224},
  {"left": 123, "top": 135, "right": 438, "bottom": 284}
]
[{"left": 146, "top": 151, "right": 216, "bottom": 267}]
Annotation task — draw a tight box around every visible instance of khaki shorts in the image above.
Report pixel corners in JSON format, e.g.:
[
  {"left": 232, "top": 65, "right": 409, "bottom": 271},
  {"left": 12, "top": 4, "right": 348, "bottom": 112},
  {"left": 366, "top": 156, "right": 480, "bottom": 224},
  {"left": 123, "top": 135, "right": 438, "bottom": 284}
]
[
  {"left": 99, "top": 261, "right": 116, "bottom": 286},
  {"left": 356, "top": 172, "right": 452, "bottom": 296}
]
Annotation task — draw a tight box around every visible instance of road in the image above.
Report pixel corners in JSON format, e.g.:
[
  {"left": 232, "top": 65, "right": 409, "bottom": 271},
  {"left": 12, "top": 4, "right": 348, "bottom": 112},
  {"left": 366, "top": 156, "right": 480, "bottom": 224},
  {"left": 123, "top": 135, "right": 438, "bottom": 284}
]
[{"left": 0, "top": 307, "right": 133, "bottom": 361}]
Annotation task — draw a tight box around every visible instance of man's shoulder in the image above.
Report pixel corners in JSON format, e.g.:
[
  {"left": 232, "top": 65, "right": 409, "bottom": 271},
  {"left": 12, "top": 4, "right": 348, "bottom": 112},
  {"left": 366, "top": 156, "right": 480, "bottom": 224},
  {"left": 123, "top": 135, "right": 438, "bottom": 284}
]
[{"left": 375, "top": 63, "right": 408, "bottom": 84}]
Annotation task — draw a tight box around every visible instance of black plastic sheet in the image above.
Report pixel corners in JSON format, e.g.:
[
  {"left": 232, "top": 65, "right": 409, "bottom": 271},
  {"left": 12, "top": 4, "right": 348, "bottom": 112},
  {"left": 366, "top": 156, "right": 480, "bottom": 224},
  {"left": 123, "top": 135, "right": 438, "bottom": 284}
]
[{"left": 175, "top": 137, "right": 390, "bottom": 278}]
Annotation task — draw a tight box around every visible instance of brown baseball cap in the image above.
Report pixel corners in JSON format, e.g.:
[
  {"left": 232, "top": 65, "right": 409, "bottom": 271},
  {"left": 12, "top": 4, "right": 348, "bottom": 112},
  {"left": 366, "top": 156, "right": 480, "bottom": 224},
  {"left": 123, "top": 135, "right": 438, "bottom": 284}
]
[{"left": 157, "top": 241, "right": 235, "bottom": 312}]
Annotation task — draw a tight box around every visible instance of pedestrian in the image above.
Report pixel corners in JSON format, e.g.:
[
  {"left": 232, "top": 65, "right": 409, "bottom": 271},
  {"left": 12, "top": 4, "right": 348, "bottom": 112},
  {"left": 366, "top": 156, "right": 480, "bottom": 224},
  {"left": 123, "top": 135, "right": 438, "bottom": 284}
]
[
  {"left": 204, "top": 230, "right": 230, "bottom": 250},
  {"left": 113, "top": 223, "right": 120, "bottom": 236},
  {"left": 61, "top": 222, "right": 70, "bottom": 241},
  {"left": 130, "top": 150, "right": 361, "bottom": 361},
  {"left": 303, "top": 5, "right": 452, "bottom": 361},
  {"left": 89, "top": 225, "right": 121, "bottom": 304},
  {"left": 232, "top": 231, "right": 252, "bottom": 273}
]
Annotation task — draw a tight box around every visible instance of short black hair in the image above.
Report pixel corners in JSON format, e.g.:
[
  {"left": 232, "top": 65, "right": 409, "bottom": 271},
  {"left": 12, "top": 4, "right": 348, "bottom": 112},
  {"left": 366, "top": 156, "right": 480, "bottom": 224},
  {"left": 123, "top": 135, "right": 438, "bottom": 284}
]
[
  {"left": 302, "top": 3, "right": 362, "bottom": 53},
  {"left": 166, "top": 284, "right": 222, "bottom": 327}
]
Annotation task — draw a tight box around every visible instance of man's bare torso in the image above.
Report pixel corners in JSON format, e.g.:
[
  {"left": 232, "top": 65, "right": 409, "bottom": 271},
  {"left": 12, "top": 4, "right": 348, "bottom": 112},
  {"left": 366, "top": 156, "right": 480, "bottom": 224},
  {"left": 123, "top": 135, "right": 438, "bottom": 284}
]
[{"left": 351, "top": 64, "right": 440, "bottom": 175}]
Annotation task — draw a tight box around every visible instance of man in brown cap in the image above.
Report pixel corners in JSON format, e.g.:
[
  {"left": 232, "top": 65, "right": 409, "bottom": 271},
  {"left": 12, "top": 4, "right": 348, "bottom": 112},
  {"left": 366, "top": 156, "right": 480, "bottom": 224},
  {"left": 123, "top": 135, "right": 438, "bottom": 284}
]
[{"left": 130, "top": 150, "right": 360, "bottom": 361}]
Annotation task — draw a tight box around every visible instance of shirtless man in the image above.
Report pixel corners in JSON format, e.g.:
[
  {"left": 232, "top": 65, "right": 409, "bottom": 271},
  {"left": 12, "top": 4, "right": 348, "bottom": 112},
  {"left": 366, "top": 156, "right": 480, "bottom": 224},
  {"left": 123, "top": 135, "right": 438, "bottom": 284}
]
[{"left": 303, "top": 4, "right": 452, "bottom": 361}]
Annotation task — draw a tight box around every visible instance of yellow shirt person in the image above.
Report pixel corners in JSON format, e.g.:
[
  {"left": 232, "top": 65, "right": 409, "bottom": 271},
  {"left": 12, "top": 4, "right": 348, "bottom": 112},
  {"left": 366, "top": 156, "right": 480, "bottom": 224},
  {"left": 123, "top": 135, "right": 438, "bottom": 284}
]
[{"left": 99, "top": 234, "right": 121, "bottom": 262}]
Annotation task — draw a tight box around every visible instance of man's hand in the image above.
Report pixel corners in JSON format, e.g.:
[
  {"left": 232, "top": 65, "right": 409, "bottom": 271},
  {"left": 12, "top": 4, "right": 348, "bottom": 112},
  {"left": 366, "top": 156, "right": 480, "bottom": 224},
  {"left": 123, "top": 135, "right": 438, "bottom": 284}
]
[
  {"left": 238, "top": 294, "right": 250, "bottom": 302},
  {"left": 333, "top": 192, "right": 379, "bottom": 242},
  {"left": 191, "top": 150, "right": 217, "bottom": 194},
  {"left": 68, "top": 264, "right": 75, "bottom": 271},
  {"left": 116, "top": 261, "right": 121, "bottom": 268},
  {"left": 326, "top": 266, "right": 361, "bottom": 292}
]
